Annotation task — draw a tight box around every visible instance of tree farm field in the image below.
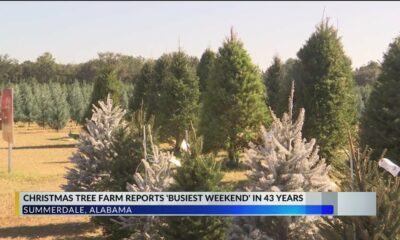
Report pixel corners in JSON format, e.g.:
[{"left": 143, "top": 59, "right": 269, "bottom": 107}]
[
  {"left": 0, "top": 122, "right": 102, "bottom": 239},
  {"left": 0, "top": 122, "right": 247, "bottom": 239}
]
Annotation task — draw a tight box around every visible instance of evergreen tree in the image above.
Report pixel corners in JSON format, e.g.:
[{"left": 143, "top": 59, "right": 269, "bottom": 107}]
[
  {"left": 33, "top": 83, "right": 51, "bottom": 128},
  {"left": 163, "top": 134, "right": 229, "bottom": 240},
  {"left": 264, "top": 56, "right": 284, "bottom": 116},
  {"left": 80, "top": 83, "right": 94, "bottom": 124},
  {"left": 297, "top": 20, "right": 357, "bottom": 160},
  {"left": 279, "top": 59, "right": 302, "bottom": 115},
  {"left": 64, "top": 95, "right": 125, "bottom": 191},
  {"left": 12, "top": 84, "right": 24, "bottom": 123},
  {"left": 197, "top": 48, "right": 216, "bottom": 93},
  {"left": 67, "top": 80, "right": 85, "bottom": 124},
  {"left": 230, "top": 83, "right": 335, "bottom": 240},
  {"left": 115, "top": 126, "right": 176, "bottom": 240},
  {"left": 48, "top": 82, "right": 70, "bottom": 130},
  {"left": 18, "top": 82, "right": 38, "bottom": 126},
  {"left": 64, "top": 96, "right": 128, "bottom": 238},
  {"left": 129, "top": 60, "right": 157, "bottom": 116},
  {"left": 361, "top": 36, "right": 400, "bottom": 161},
  {"left": 157, "top": 51, "right": 200, "bottom": 151},
  {"left": 84, "top": 67, "right": 122, "bottom": 121},
  {"left": 201, "top": 29, "right": 269, "bottom": 167},
  {"left": 318, "top": 139, "right": 400, "bottom": 239}
]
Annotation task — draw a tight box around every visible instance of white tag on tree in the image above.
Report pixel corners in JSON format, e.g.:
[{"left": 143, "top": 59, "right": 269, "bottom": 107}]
[
  {"left": 378, "top": 158, "right": 400, "bottom": 177},
  {"left": 180, "top": 139, "right": 190, "bottom": 152}
]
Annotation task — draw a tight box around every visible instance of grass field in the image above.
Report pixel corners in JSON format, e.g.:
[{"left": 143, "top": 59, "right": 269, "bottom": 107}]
[
  {"left": 0, "top": 122, "right": 102, "bottom": 240},
  {"left": 0, "top": 122, "right": 247, "bottom": 239}
]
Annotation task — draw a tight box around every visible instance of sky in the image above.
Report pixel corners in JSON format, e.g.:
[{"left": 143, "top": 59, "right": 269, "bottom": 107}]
[{"left": 0, "top": 1, "right": 399, "bottom": 70}]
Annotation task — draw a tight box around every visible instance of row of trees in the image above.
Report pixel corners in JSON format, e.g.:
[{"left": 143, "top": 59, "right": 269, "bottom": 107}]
[
  {"left": 130, "top": 29, "right": 269, "bottom": 167},
  {"left": 12, "top": 81, "right": 92, "bottom": 129},
  {"left": 0, "top": 52, "right": 144, "bottom": 84},
  {"left": 5, "top": 76, "right": 134, "bottom": 130}
]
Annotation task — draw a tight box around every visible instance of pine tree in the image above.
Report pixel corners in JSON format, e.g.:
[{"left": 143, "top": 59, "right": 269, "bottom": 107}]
[
  {"left": 318, "top": 137, "right": 400, "bottom": 239},
  {"left": 278, "top": 59, "right": 302, "bottom": 116},
  {"left": 64, "top": 96, "right": 128, "bottom": 238},
  {"left": 157, "top": 51, "right": 200, "bottom": 151},
  {"left": 18, "top": 82, "right": 38, "bottom": 127},
  {"left": 63, "top": 95, "right": 125, "bottom": 191},
  {"left": 264, "top": 56, "right": 284, "bottom": 116},
  {"left": 48, "top": 82, "right": 70, "bottom": 130},
  {"left": 129, "top": 60, "right": 157, "bottom": 116},
  {"left": 114, "top": 126, "right": 176, "bottom": 240},
  {"left": 361, "top": 36, "right": 400, "bottom": 161},
  {"left": 12, "top": 84, "right": 24, "bottom": 123},
  {"left": 163, "top": 133, "right": 229, "bottom": 240},
  {"left": 197, "top": 48, "right": 216, "bottom": 93},
  {"left": 229, "top": 83, "right": 335, "bottom": 240},
  {"left": 33, "top": 83, "right": 51, "bottom": 128},
  {"left": 296, "top": 20, "right": 357, "bottom": 161},
  {"left": 80, "top": 83, "right": 94, "bottom": 124},
  {"left": 201, "top": 29, "right": 270, "bottom": 167},
  {"left": 67, "top": 80, "right": 85, "bottom": 124},
  {"left": 84, "top": 67, "right": 122, "bottom": 121},
  {"left": 107, "top": 108, "right": 155, "bottom": 192}
]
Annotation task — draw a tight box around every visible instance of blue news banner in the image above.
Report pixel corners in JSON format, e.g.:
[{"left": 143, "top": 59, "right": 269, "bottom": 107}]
[{"left": 16, "top": 192, "right": 376, "bottom": 216}]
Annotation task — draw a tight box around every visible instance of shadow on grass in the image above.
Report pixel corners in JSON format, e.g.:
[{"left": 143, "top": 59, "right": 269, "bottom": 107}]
[
  {"left": 0, "top": 144, "right": 76, "bottom": 150},
  {"left": 0, "top": 222, "right": 101, "bottom": 239},
  {"left": 42, "top": 161, "right": 70, "bottom": 164}
]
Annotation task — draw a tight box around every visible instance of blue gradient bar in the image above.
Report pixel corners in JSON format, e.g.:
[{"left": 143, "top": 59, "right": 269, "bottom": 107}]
[{"left": 22, "top": 205, "right": 334, "bottom": 216}]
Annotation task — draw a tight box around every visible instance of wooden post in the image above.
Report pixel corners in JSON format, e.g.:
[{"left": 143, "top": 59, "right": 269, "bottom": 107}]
[{"left": 8, "top": 143, "right": 12, "bottom": 173}]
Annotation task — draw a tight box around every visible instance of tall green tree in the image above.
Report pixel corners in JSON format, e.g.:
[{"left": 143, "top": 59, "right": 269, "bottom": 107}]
[
  {"left": 264, "top": 56, "right": 284, "bottom": 116},
  {"left": 67, "top": 80, "right": 86, "bottom": 124},
  {"left": 157, "top": 51, "right": 200, "bottom": 151},
  {"left": 80, "top": 83, "right": 93, "bottom": 123},
  {"left": 13, "top": 84, "right": 24, "bottom": 122},
  {"left": 197, "top": 48, "right": 216, "bottom": 93},
  {"left": 84, "top": 67, "right": 122, "bottom": 120},
  {"left": 279, "top": 58, "right": 302, "bottom": 115},
  {"left": 18, "top": 82, "right": 38, "bottom": 126},
  {"left": 33, "top": 83, "right": 51, "bottom": 128},
  {"left": 297, "top": 20, "right": 357, "bottom": 161},
  {"left": 129, "top": 60, "right": 157, "bottom": 116},
  {"left": 201, "top": 29, "right": 269, "bottom": 167},
  {"left": 48, "top": 82, "right": 70, "bottom": 130},
  {"left": 361, "top": 36, "right": 400, "bottom": 161}
]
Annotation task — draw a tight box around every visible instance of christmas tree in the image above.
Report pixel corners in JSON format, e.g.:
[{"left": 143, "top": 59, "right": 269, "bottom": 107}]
[
  {"left": 264, "top": 56, "right": 284, "bottom": 116},
  {"left": 297, "top": 20, "right": 357, "bottom": 161},
  {"left": 197, "top": 48, "right": 216, "bottom": 93},
  {"left": 114, "top": 125, "right": 176, "bottom": 240},
  {"left": 63, "top": 95, "right": 125, "bottom": 192},
  {"left": 84, "top": 67, "right": 122, "bottom": 121},
  {"left": 318, "top": 135, "right": 400, "bottom": 240},
  {"left": 48, "top": 82, "right": 70, "bottom": 131},
  {"left": 201, "top": 28, "right": 270, "bottom": 167},
  {"left": 229, "top": 82, "right": 335, "bottom": 240},
  {"left": 361, "top": 35, "right": 400, "bottom": 161},
  {"left": 163, "top": 131, "right": 230, "bottom": 240}
]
